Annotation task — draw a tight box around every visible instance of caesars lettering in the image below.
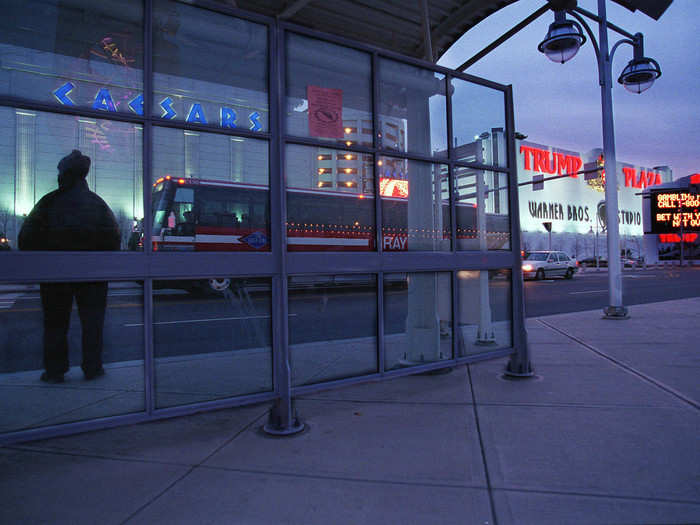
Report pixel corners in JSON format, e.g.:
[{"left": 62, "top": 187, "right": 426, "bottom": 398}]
[{"left": 52, "top": 83, "right": 263, "bottom": 131}]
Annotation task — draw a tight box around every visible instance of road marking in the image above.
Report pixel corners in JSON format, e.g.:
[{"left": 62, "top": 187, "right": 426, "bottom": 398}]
[
  {"left": 569, "top": 289, "right": 608, "bottom": 295},
  {"left": 0, "top": 293, "right": 25, "bottom": 309},
  {"left": 124, "top": 314, "right": 297, "bottom": 327}
]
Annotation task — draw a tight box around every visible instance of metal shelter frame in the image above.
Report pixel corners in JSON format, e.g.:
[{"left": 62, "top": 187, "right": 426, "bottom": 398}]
[{"left": 0, "top": 0, "right": 529, "bottom": 444}]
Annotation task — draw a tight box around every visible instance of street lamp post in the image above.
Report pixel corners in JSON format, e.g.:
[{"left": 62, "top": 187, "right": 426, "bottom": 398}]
[{"left": 538, "top": 0, "right": 661, "bottom": 320}]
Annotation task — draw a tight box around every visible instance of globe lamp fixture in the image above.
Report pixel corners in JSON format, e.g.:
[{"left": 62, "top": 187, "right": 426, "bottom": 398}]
[
  {"left": 538, "top": 11, "right": 586, "bottom": 64},
  {"left": 617, "top": 33, "right": 661, "bottom": 94}
]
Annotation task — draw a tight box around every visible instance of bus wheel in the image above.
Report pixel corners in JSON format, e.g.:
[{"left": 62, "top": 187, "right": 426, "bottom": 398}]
[{"left": 207, "top": 278, "right": 231, "bottom": 294}]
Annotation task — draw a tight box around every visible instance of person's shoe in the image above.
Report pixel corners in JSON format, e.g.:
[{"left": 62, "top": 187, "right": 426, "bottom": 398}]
[
  {"left": 40, "top": 372, "right": 64, "bottom": 384},
  {"left": 84, "top": 368, "right": 105, "bottom": 380}
]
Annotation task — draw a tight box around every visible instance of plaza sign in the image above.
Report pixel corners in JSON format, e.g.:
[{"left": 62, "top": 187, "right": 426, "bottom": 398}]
[{"left": 520, "top": 144, "right": 663, "bottom": 189}]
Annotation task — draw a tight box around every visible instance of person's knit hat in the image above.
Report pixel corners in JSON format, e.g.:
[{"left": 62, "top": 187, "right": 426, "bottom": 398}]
[{"left": 57, "top": 150, "right": 91, "bottom": 178}]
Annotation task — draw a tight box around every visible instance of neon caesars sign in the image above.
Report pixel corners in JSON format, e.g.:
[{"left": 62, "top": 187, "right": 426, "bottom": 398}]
[{"left": 520, "top": 145, "right": 662, "bottom": 189}]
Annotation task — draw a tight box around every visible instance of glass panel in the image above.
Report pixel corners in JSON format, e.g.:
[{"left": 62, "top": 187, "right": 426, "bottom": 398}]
[
  {"left": 0, "top": 1, "right": 143, "bottom": 115},
  {"left": 153, "top": 1, "right": 268, "bottom": 131},
  {"left": 0, "top": 108, "right": 142, "bottom": 251},
  {"left": 454, "top": 168, "right": 511, "bottom": 251},
  {"left": 286, "top": 144, "right": 375, "bottom": 252},
  {"left": 0, "top": 280, "right": 144, "bottom": 434},
  {"left": 289, "top": 274, "right": 377, "bottom": 386},
  {"left": 451, "top": 79, "right": 506, "bottom": 167},
  {"left": 384, "top": 272, "right": 452, "bottom": 371},
  {"left": 378, "top": 59, "right": 447, "bottom": 158},
  {"left": 151, "top": 127, "right": 269, "bottom": 252},
  {"left": 457, "top": 270, "right": 512, "bottom": 355},
  {"left": 286, "top": 33, "right": 372, "bottom": 147},
  {"left": 379, "top": 156, "right": 450, "bottom": 251},
  {"left": 153, "top": 277, "right": 272, "bottom": 408}
]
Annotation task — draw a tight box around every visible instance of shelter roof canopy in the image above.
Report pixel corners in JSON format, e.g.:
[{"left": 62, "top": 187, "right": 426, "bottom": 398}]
[{"left": 231, "top": 0, "right": 672, "bottom": 62}]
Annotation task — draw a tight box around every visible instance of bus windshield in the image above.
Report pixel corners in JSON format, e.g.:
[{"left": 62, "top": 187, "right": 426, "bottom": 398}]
[{"left": 153, "top": 185, "right": 194, "bottom": 236}]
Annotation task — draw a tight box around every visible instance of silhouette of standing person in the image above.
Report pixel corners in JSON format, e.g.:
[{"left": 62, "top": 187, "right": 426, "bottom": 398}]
[{"left": 19, "top": 150, "right": 121, "bottom": 383}]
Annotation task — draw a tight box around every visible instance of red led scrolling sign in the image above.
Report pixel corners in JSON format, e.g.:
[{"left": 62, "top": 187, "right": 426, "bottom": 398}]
[{"left": 650, "top": 191, "right": 700, "bottom": 234}]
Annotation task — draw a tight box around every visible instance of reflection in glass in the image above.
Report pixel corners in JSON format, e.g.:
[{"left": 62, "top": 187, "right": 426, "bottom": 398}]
[
  {"left": 457, "top": 270, "right": 512, "bottom": 355},
  {"left": 0, "top": 0, "right": 143, "bottom": 114},
  {"left": 454, "top": 169, "right": 511, "bottom": 251},
  {"left": 151, "top": 128, "right": 270, "bottom": 252},
  {"left": 0, "top": 108, "right": 143, "bottom": 251},
  {"left": 286, "top": 145, "right": 375, "bottom": 252},
  {"left": 153, "top": 278, "right": 272, "bottom": 408},
  {"left": 153, "top": 1, "right": 268, "bottom": 131},
  {"left": 0, "top": 281, "right": 144, "bottom": 434},
  {"left": 286, "top": 33, "right": 372, "bottom": 147},
  {"left": 451, "top": 79, "right": 507, "bottom": 167},
  {"left": 378, "top": 59, "right": 447, "bottom": 158},
  {"left": 384, "top": 272, "right": 452, "bottom": 370},
  {"left": 289, "top": 275, "right": 377, "bottom": 386},
  {"left": 380, "top": 157, "right": 450, "bottom": 251}
]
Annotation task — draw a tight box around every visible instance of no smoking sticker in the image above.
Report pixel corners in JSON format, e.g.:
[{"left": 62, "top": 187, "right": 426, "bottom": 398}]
[{"left": 307, "top": 85, "right": 343, "bottom": 138}]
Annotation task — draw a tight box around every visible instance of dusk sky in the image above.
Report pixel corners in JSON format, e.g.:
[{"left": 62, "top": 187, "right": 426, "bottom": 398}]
[{"left": 439, "top": 0, "right": 698, "bottom": 180}]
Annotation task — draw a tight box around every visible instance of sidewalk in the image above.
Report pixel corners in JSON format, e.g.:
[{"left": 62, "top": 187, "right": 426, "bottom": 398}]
[{"left": 1, "top": 298, "right": 699, "bottom": 524}]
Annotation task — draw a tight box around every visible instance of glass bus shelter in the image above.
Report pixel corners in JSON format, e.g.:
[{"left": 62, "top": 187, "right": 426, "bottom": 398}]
[{"left": 0, "top": 0, "right": 527, "bottom": 444}]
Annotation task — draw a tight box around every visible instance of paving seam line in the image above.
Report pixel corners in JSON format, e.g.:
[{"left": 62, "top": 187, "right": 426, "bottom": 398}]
[
  {"left": 467, "top": 363, "right": 500, "bottom": 525},
  {"left": 119, "top": 407, "right": 270, "bottom": 525},
  {"left": 536, "top": 319, "right": 700, "bottom": 411},
  {"left": 493, "top": 486, "right": 700, "bottom": 506},
  {"left": 198, "top": 464, "right": 490, "bottom": 491}
]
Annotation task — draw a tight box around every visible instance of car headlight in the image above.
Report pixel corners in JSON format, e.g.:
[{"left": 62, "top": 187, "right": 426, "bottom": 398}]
[{"left": 522, "top": 264, "right": 533, "bottom": 272}]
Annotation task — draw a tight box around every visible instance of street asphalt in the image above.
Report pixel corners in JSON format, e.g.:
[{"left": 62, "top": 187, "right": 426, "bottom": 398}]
[{"left": 1, "top": 297, "right": 698, "bottom": 524}]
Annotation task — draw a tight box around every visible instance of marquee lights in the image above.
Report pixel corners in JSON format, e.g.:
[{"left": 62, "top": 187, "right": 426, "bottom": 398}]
[{"left": 51, "top": 83, "right": 263, "bottom": 131}]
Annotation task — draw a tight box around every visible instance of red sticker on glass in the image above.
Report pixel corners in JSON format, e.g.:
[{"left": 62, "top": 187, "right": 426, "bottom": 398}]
[{"left": 307, "top": 85, "right": 343, "bottom": 138}]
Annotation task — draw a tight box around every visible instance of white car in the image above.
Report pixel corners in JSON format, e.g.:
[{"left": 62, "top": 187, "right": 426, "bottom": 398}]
[{"left": 522, "top": 251, "right": 578, "bottom": 280}]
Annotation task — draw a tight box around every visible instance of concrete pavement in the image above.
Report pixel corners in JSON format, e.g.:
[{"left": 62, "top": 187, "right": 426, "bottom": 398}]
[{"left": 1, "top": 297, "right": 699, "bottom": 524}]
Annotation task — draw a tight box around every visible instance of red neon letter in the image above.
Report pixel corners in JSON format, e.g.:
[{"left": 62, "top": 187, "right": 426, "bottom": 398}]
[
  {"left": 623, "top": 167, "right": 636, "bottom": 187},
  {"left": 554, "top": 152, "right": 566, "bottom": 175},
  {"left": 567, "top": 156, "right": 582, "bottom": 178},
  {"left": 520, "top": 145, "right": 533, "bottom": 171},
  {"left": 534, "top": 149, "right": 547, "bottom": 173}
]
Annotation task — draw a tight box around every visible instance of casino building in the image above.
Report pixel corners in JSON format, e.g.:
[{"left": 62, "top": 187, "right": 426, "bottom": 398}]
[{"left": 512, "top": 138, "right": 673, "bottom": 261}]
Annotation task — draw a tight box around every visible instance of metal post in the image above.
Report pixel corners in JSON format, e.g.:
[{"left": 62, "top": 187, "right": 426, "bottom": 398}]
[
  {"left": 598, "top": 0, "right": 628, "bottom": 319},
  {"left": 595, "top": 224, "right": 600, "bottom": 270},
  {"left": 264, "top": 23, "right": 304, "bottom": 436},
  {"left": 679, "top": 199, "right": 684, "bottom": 267},
  {"left": 504, "top": 85, "right": 533, "bottom": 378}
]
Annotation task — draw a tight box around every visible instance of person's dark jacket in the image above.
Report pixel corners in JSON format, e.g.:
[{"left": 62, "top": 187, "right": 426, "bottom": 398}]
[{"left": 19, "top": 166, "right": 120, "bottom": 251}]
